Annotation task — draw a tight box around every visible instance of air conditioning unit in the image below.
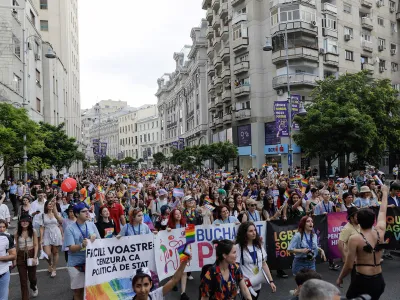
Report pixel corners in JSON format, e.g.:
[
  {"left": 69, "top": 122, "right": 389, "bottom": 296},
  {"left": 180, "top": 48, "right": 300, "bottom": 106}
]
[
  {"left": 277, "top": 89, "right": 284, "bottom": 96},
  {"left": 376, "top": 0, "right": 383, "bottom": 7},
  {"left": 319, "top": 48, "right": 325, "bottom": 55},
  {"left": 34, "top": 54, "right": 40, "bottom": 61},
  {"left": 311, "top": 20, "right": 317, "bottom": 27},
  {"left": 378, "top": 45, "right": 385, "bottom": 51},
  {"left": 391, "top": 49, "right": 397, "bottom": 55},
  {"left": 379, "top": 66, "right": 385, "bottom": 72},
  {"left": 344, "top": 34, "right": 351, "bottom": 41},
  {"left": 390, "top": 6, "right": 395, "bottom": 12}
]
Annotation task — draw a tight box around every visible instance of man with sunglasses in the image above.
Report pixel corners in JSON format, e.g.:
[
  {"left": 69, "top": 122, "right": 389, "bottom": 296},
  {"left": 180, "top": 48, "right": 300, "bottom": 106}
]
[{"left": 65, "top": 202, "right": 100, "bottom": 300}]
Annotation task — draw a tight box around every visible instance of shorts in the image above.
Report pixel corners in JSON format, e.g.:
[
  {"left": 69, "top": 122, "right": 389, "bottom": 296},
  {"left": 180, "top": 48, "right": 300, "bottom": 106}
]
[
  {"left": 33, "top": 225, "right": 40, "bottom": 238},
  {"left": 347, "top": 272, "right": 385, "bottom": 300},
  {"left": 292, "top": 257, "right": 316, "bottom": 275},
  {"left": 67, "top": 267, "right": 85, "bottom": 290}
]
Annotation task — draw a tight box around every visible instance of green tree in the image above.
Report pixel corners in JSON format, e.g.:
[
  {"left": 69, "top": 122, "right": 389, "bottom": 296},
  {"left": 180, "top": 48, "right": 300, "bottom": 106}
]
[
  {"left": 122, "top": 157, "right": 135, "bottom": 167},
  {"left": 209, "top": 142, "right": 238, "bottom": 169},
  {"left": 27, "top": 156, "right": 50, "bottom": 177},
  {"left": 96, "top": 155, "right": 111, "bottom": 171},
  {"left": 153, "top": 152, "right": 166, "bottom": 167},
  {"left": 111, "top": 158, "right": 121, "bottom": 167}
]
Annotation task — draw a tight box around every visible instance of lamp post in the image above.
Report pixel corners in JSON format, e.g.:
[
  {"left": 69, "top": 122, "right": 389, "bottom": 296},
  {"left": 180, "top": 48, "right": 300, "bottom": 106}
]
[
  {"left": 263, "top": 25, "right": 306, "bottom": 178},
  {"left": 94, "top": 103, "right": 101, "bottom": 174}
]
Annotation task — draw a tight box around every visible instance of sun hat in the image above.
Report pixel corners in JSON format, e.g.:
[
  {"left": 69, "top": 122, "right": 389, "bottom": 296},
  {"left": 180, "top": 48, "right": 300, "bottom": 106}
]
[
  {"left": 359, "top": 186, "right": 371, "bottom": 193},
  {"left": 183, "top": 195, "right": 195, "bottom": 202}
]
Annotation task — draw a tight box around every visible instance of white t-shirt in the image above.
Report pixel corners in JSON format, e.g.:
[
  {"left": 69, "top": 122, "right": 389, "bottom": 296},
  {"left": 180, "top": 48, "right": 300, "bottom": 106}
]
[
  {"left": 29, "top": 200, "right": 46, "bottom": 227},
  {"left": 236, "top": 244, "right": 267, "bottom": 291},
  {"left": 0, "top": 204, "right": 10, "bottom": 221},
  {"left": 0, "top": 232, "right": 14, "bottom": 275}
]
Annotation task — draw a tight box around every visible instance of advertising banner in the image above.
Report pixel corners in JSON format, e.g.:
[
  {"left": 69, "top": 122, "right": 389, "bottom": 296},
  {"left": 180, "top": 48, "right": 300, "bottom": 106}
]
[
  {"left": 238, "top": 124, "right": 251, "bottom": 146},
  {"left": 274, "top": 101, "right": 289, "bottom": 137}
]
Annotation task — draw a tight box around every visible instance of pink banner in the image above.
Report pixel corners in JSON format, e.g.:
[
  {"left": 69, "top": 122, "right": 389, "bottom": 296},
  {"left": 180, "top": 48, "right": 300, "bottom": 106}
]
[{"left": 327, "top": 212, "right": 348, "bottom": 259}]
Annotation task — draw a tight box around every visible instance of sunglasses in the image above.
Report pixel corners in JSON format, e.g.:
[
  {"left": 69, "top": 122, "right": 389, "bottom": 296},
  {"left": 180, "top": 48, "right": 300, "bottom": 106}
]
[{"left": 250, "top": 204, "right": 257, "bottom": 207}]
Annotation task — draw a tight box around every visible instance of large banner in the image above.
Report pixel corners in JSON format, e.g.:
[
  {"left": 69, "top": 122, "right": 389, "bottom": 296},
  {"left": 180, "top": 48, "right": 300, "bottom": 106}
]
[
  {"left": 85, "top": 234, "right": 156, "bottom": 300},
  {"left": 274, "top": 101, "right": 289, "bottom": 137},
  {"left": 154, "top": 221, "right": 266, "bottom": 281},
  {"left": 327, "top": 212, "right": 347, "bottom": 259}
]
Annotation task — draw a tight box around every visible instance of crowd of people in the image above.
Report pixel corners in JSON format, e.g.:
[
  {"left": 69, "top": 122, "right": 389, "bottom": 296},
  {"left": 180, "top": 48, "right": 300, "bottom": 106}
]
[{"left": 0, "top": 165, "right": 397, "bottom": 300}]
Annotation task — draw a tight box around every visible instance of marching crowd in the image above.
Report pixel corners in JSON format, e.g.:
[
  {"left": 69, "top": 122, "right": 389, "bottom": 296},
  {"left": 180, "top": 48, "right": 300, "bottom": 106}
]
[{"left": 0, "top": 165, "right": 397, "bottom": 300}]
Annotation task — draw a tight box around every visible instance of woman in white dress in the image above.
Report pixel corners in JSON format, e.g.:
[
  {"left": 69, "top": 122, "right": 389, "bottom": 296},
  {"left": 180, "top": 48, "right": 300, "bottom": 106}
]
[{"left": 40, "top": 198, "right": 63, "bottom": 278}]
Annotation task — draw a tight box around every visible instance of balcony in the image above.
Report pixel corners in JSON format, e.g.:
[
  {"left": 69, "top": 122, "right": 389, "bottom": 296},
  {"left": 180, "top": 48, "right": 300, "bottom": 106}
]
[
  {"left": 322, "top": 3, "right": 337, "bottom": 14},
  {"left": 202, "top": 0, "right": 212, "bottom": 10},
  {"left": 210, "top": 121, "right": 216, "bottom": 129},
  {"left": 215, "top": 118, "right": 223, "bottom": 127},
  {"left": 212, "top": 15, "right": 221, "bottom": 29},
  {"left": 361, "top": 63, "right": 374, "bottom": 72},
  {"left": 235, "top": 109, "right": 251, "bottom": 120},
  {"left": 213, "top": 56, "right": 222, "bottom": 69},
  {"left": 272, "top": 47, "right": 318, "bottom": 64},
  {"left": 233, "top": 61, "right": 250, "bottom": 75},
  {"left": 269, "top": 0, "right": 316, "bottom": 9},
  {"left": 232, "top": 0, "right": 245, "bottom": 6},
  {"left": 222, "top": 90, "right": 232, "bottom": 102},
  {"left": 362, "top": 40, "right": 373, "bottom": 52},
  {"left": 206, "top": 26, "right": 214, "bottom": 39},
  {"left": 361, "top": 17, "right": 373, "bottom": 30},
  {"left": 222, "top": 68, "right": 231, "bottom": 81},
  {"left": 271, "top": 21, "right": 318, "bottom": 37},
  {"left": 213, "top": 36, "right": 221, "bottom": 47},
  {"left": 208, "top": 82, "right": 215, "bottom": 93},
  {"left": 234, "top": 85, "right": 250, "bottom": 97},
  {"left": 221, "top": 26, "right": 229, "bottom": 41},
  {"left": 208, "top": 101, "right": 216, "bottom": 111},
  {"left": 322, "top": 27, "right": 338, "bottom": 39},
  {"left": 215, "top": 96, "right": 223, "bottom": 108},
  {"left": 272, "top": 73, "right": 318, "bottom": 89},
  {"left": 232, "top": 13, "right": 247, "bottom": 24},
  {"left": 212, "top": 0, "right": 220, "bottom": 11},
  {"left": 207, "top": 44, "right": 214, "bottom": 57},
  {"left": 206, "top": 8, "right": 213, "bottom": 22},
  {"left": 324, "top": 53, "right": 339, "bottom": 66},
  {"left": 221, "top": 47, "right": 230, "bottom": 62},
  {"left": 219, "top": 2, "right": 228, "bottom": 18},
  {"left": 361, "top": 0, "right": 373, "bottom": 8},
  {"left": 223, "top": 114, "right": 232, "bottom": 123},
  {"left": 232, "top": 37, "right": 248, "bottom": 53},
  {"left": 214, "top": 77, "right": 222, "bottom": 89},
  {"left": 207, "top": 64, "right": 215, "bottom": 76}
]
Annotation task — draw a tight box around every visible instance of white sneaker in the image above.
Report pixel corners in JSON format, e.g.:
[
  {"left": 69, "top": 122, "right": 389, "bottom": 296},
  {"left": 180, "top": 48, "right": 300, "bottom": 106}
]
[
  {"left": 12, "top": 216, "right": 18, "bottom": 221},
  {"left": 39, "top": 250, "right": 48, "bottom": 260},
  {"left": 32, "top": 286, "right": 38, "bottom": 297},
  {"left": 188, "top": 275, "right": 194, "bottom": 280}
]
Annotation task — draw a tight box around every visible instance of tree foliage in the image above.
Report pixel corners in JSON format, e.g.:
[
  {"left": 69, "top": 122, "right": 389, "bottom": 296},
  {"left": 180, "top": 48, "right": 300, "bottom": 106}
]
[
  {"left": 153, "top": 152, "right": 166, "bottom": 167},
  {"left": 294, "top": 71, "right": 400, "bottom": 172}
]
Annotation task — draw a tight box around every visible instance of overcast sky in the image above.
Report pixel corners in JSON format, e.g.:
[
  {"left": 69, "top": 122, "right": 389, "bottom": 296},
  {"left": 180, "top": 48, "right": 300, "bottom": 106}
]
[{"left": 79, "top": 0, "right": 205, "bottom": 109}]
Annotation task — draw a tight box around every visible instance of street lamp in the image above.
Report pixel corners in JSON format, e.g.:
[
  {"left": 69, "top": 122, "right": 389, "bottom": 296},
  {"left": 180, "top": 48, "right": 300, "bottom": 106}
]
[{"left": 263, "top": 25, "right": 307, "bottom": 177}]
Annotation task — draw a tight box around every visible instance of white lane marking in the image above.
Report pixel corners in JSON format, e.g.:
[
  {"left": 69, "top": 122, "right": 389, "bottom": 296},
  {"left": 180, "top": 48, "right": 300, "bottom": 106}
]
[{"left": 11, "top": 266, "right": 68, "bottom": 276}]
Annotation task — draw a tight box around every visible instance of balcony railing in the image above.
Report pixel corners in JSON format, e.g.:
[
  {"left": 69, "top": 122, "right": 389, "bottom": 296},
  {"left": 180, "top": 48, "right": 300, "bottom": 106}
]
[
  {"left": 232, "top": 37, "right": 248, "bottom": 52},
  {"left": 235, "top": 109, "right": 251, "bottom": 120},
  {"left": 232, "top": 13, "right": 247, "bottom": 24},
  {"left": 220, "top": 47, "right": 230, "bottom": 61},
  {"left": 206, "top": 8, "right": 213, "bottom": 21},
  {"left": 219, "top": 2, "right": 228, "bottom": 18},
  {"left": 232, "top": 0, "right": 245, "bottom": 7},
  {"left": 322, "top": 3, "right": 337, "bottom": 14},
  {"left": 361, "top": 17, "right": 373, "bottom": 30},
  {"left": 362, "top": 40, "right": 373, "bottom": 52},
  {"left": 269, "top": 0, "right": 316, "bottom": 9},
  {"left": 233, "top": 61, "right": 249, "bottom": 75},
  {"left": 212, "top": 0, "right": 220, "bottom": 11},
  {"left": 271, "top": 21, "right": 318, "bottom": 36},
  {"left": 324, "top": 53, "right": 339, "bottom": 66},
  {"left": 223, "top": 114, "right": 232, "bottom": 122},
  {"left": 272, "top": 73, "right": 318, "bottom": 89},
  {"left": 361, "top": 0, "right": 373, "bottom": 8},
  {"left": 272, "top": 47, "right": 318, "bottom": 64},
  {"left": 234, "top": 84, "right": 251, "bottom": 97},
  {"left": 215, "top": 96, "right": 223, "bottom": 107},
  {"left": 206, "top": 26, "right": 214, "bottom": 39},
  {"left": 361, "top": 63, "right": 374, "bottom": 72},
  {"left": 222, "top": 90, "right": 232, "bottom": 102},
  {"left": 222, "top": 68, "right": 231, "bottom": 80}
]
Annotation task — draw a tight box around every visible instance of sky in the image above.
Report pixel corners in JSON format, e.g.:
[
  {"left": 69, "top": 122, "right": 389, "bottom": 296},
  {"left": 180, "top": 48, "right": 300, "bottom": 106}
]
[{"left": 78, "top": 0, "right": 205, "bottom": 109}]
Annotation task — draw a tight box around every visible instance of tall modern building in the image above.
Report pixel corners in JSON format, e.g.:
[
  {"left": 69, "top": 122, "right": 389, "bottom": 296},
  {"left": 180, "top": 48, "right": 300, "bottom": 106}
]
[
  {"left": 200, "top": 0, "right": 400, "bottom": 171},
  {"left": 156, "top": 20, "right": 209, "bottom": 157}
]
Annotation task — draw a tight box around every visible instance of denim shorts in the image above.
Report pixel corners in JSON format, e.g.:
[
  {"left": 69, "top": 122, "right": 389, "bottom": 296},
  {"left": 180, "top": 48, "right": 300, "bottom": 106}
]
[
  {"left": 292, "top": 257, "right": 316, "bottom": 275},
  {"left": 0, "top": 271, "right": 10, "bottom": 300}
]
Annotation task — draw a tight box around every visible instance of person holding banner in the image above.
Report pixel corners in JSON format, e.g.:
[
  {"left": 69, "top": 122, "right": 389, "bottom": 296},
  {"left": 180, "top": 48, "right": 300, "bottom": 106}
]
[
  {"left": 288, "top": 216, "right": 326, "bottom": 275},
  {"left": 213, "top": 205, "right": 240, "bottom": 225},
  {"left": 200, "top": 239, "right": 252, "bottom": 300},
  {"left": 118, "top": 208, "right": 151, "bottom": 237},
  {"left": 64, "top": 202, "right": 100, "bottom": 300},
  {"left": 338, "top": 207, "right": 359, "bottom": 264},
  {"left": 337, "top": 185, "right": 389, "bottom": 300},
  {"left": 354, "top": 186, "right": 379, "bottom": 208},
  {"left": 236, "top": 222, "right": 276, "bottom": 299}
]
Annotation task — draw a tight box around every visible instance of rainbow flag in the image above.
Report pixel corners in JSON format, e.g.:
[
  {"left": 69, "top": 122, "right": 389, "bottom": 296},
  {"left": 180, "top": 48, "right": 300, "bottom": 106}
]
[
  {"left": 186, "top": 224, "right": 195, "bottom": 244},
  {"left": 204, "top": 196, "right": 214, "bottom": 205},
  {"left": 204, "top": 204, "right": 215, "bottom": 211},
  {"left": 98, "top": 186, "right": 103, "bottom": 192},
  {"left": 195, "top": 174, "right": 200, "bottom": 179},
  {"left": 122, "top": 174, "right": 129, "bottom": 179},
  {"left": 284, "top": 189, "right": 290, "bottom": 200},
  {"left": 301, "top": 186, "right": 307, "bottom": 195},
  {"left": 374, "top": 175, "right": 383, "bottom": 185},
  {"left": 215, "top": 173, "right": 221, "bottom": 179},
  {"left": 52, "top": 179, "right": 59, "bottom": 187},
  {"left": 295, "top": 174, "right": 302, "bottom": 181},
  {"left": 289, "top": 177, "right": 296, "bottom": 184},
  {"left": 262, "top": 163, "right": 268, "bottom": 168},
  {"left": 181, "top": 174, "right": 186, "bottom": 180},
  {"left": 177, "top": 244, "right": 191, "bottom": 262},
  {"left": 226, "top": 176, "right": 234, "bottom": 182},
  {"left": 301, "top": 178, "right": 309, "bottom": 187}
]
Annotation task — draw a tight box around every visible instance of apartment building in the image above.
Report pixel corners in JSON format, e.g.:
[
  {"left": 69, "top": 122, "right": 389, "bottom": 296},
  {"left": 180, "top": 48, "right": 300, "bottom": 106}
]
[
  {"left": 118, "top": 104, "right": 157, "bottom": 160},
  {"left": 136, "top": 114, "right": 160, "bottom": 168},
  {"left": 201, "top": 0, "right": 400, "bottom": 171},
  {"left": 156, "top": 21, "right": 209, "bottom": 157}
]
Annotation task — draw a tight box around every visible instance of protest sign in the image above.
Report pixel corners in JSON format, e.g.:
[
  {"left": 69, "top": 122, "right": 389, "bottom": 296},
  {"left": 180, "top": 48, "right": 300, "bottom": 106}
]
[
  {"left": 85, "top": 234, "right": 156, "bottom": 300},
  {"left": 154, "top": 221, "right": 266, "bottom": 281},
  {"left": 173, "top": 188, "right": 184, "bottom": 198},
  {"left": 327, "top": 212, "right": 347, "bottom": 259}
]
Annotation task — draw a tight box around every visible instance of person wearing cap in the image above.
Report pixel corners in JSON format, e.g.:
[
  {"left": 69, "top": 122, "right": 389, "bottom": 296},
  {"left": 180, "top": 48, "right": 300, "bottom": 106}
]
[
  {"left": 182, "top": 195, "right": 201, "bottom": 225},
  {"left": 338, "top": 207, "right": 360, "bottom": 264},
  {"left": 15, "top": 215, "right": 39, "bottom": 299},
  {"left": 131, "top": 257, "right": 190, "bottom": 300},
  {"left": 29, "top": 190, "right": 47, "bottom": 259},
  {"left": 354, "top": 186, "right": 379, "bottom": 208},
  {"left": 64, "top": 202, "right": 100, "bottom": 300},
  {"left": 149, "top": 189, "right": 168, "bottom": 222},
  {"left": 242, "top": 198, "right": 262, "bottom": 223}
]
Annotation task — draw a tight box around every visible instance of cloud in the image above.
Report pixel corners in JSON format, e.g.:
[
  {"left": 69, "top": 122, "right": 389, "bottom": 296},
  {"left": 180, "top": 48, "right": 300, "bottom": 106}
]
[{"left": 79, "top": 0, "right": 205, "bottom": 109}]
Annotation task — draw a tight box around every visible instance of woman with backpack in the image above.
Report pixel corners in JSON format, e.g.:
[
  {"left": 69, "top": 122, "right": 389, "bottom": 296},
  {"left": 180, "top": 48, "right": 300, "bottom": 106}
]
[
  {"left": 200, "top": 239, "right": 252, "bottom": 300},
  {"left": 236, "top": 222, "right": 276, "bottom": 299}
]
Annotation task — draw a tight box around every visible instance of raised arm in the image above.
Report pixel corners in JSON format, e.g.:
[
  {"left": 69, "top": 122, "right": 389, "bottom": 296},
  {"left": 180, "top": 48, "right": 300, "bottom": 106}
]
[{"left": 376, "top": 185, "right": 388, "bottom": 231}]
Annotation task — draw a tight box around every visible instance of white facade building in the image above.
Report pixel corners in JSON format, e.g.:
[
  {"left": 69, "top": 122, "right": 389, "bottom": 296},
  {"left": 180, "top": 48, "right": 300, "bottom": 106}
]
[{"left": 136, "top": 115, "right": 160, "bottom": 167}]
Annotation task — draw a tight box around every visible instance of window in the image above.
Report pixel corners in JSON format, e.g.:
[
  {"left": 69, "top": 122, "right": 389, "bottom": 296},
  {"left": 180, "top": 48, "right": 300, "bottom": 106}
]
[
  {"left": 392, "top": 62, "right": 398, "bottom": 72},
  {"left": 12, "top": 35, "right": 20, "bottom": 57},
  {"left": 377, "top": 17, "right": 384, "bottom": 27},
  {"left": 280, "top": 9, "right": 300, "bottom": 22},
  {"left": 345, "top": 50, "right": 354, "bottom": 61},
  {"left": 390, "top": 1, "right": 396, "bottom": 10},
  {"left": 378, "top": 38, "right": 386, "bottom": 47},
  {"left": 232, "top": 24, "right": 247, "bottom": 40},
  {"left": 343, "top": 3, "right": 351, "bottom": 13},
  {"left": 391, "top": 43, "right": 397, "bottom": 52},
  {"left": 13, "top": 74, "right": 21, "bottom": 92},
  {"left": 391, "top": 22, "right": 397, "bottom": 33},
  {"left": 40, "top": 0, "right": 48, "bottom": 9},
  {"left": 379, "top": 59, "right": 386, "bottom": 69},
  {"left": 235, "top": 53, "right": 249, "bottom": 63},
  {"left": 36, "top": 98, "right": 41, "bottom": 112},
  {"left": 140, "top": 135, "right": 142, "bottom": 143},
  {"left": 362, "top": 31, "right": 371, "bottom": 41},
  {"left": 324, "top": 38, "right": 338, "bottom": 54},
  {"left": 29, "top": 10, "right": 35, "bottom": 26},
  {"left": 322, "top": 15, "right": 337, "bottom": 30},
  {"left": 344, "top": 27, "right": 353, "bottom": 36},
  {"left": 40, "top": 20, "right": 48, "bottom": 31},
  {"left": 271, "top": 10, "right": 278, "bottom": 26},
  {"left": 35, "top": 69, "right": 41, "bottom": 86},
  {"left": 144, "top": 134, "right": 147, "bottom": 142}
]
